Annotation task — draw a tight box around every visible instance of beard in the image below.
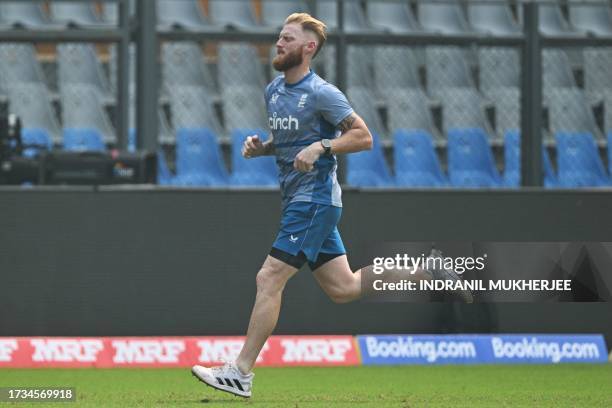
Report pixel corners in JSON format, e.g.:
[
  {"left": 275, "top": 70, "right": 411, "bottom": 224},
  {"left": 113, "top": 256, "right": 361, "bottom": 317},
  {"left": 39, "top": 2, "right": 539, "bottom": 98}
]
[{"left": 272, "top": 47, "right": 304, "bottom": 72}]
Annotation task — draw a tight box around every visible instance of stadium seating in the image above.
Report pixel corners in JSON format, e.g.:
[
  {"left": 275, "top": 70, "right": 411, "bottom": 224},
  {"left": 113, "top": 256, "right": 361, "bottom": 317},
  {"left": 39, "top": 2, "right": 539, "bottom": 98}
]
[
  {"left": 537, "top": 3, "right": 582, "bottom": 36},
  {"left": 322, "top": 45, "right": 375, "bottom": 90},
  {"left": 366, "top": 1, "right": 420, "bottom": 33},
  {"left": 503, "top": 130, "right": 557, "bottom": 188},
  {"left": 0, "top": 1, "right": 56, "bottom": 29},
  {"left": 467, "top": 0, "right": 521, "bottom": 35},
  {"left": 57, "top": 43, "right": 113, "bottom": 99},
  {"left": 168, "top": 85, "right": 222, "bottom": 136},
  {"left": 439, "top": 88, "right": 492, "bottom": 138},
  {"left": 417, "top": 1, "right": 471, "bottom": 34},
  {"left": 347, "top": 133, "right": 394, "bottom": 187},
  {"left": 373, "top": 47, "right": 420, "bottom": 93},
  {"left": 261, "top": 1, "right": 308, "bottom": 30},
  {"left": 486, "top": 87, "right": 521, "bottom": 140},
  {"left": 208, "top": 0, "right": 263, "bottom": 31},
  {"left": 230, "top": 129, "right": 278, "bottom": 187},
  {"left": 162, "top": 42, "right": 216, "bottom": 94},
  {"left": 60, "top": 84, "right": 116, "bottom": 144},
  {"left": 156, "top": 0, "right": 212, "bottom": 31},
  {"left": 556, "top": 132, "right": 609, "bottom": 187},
  {"left": 6, "top": 83, "right": 62, "bottom": 144},
  {"left": 0, "top": 43, "right": 47, "bottom": 93},
  {"left": 569, "top": 0, "right": 612, "bottom": 37},
  {"left": 583, "top": 47, "right": 612, "bottom": 103},
  {"left": 101, "top": 0, "right": 135, "bottom": 25},
  {"left": 542, "top": 49, "right": 577, "bottom": 93},
  {"left": 548, "top": 88, "right": 602, "bottom": 141},
  {"left": 478, "top": 47, "right": 520, "bottom": 91},
  {"left": 425, "top": 47, "right": 475, "bottom": 95},
  {"left": 222, "top": 86, "right": 268, "bottom": 131},
  {"left": 218, "top": 42, "right": 267, "bottom": 89},
  {"left": 347, "top": 87, "right": 385, "bottom": 136},
  {"left": 316, "top": 0, "right": 378, "bottom": 33},
  {"left": 393, "top": 130, "right": 447, "bottom": 187},
  {"left": 448, "top": 128, "right": 502, "bottom": 188},
  {"left": 49, "top": 2, "right": 107, "bottom": 28},
  {"left": 174, "top": 128, "right": 228, "bottom": 186},
  {"left": 63, "top": 128, "right": 106, "bottom": 152},
  {"left": 21, "top": 128, "right": 53, "bottom": 158},
  {"left": 387, "top": 89, "right": 440, "bottom": 142}
]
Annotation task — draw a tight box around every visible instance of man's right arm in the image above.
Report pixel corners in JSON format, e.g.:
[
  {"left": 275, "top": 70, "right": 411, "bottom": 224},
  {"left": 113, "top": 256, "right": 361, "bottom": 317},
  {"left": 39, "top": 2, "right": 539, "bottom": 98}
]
[{"left": 242, "top": 134, "right": 275, "bottom": 158}]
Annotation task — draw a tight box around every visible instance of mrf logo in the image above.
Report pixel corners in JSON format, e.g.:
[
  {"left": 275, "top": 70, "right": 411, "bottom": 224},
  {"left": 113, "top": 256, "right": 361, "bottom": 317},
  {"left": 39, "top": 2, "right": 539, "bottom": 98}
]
[
  {"left": 281, "top": 338, "right": 353, "bottom": 363},
  {"left": 112, "top": 340, "right": 185, "bottom": 364},
  {"left": 0, "top": 339, "right": 18, "bottom": 362},
  {"left": 197, "top": 339, "right": 269, "bottom": 364},
  {"left": 30, "top": 339, "right": 104, "bottom": 362}
]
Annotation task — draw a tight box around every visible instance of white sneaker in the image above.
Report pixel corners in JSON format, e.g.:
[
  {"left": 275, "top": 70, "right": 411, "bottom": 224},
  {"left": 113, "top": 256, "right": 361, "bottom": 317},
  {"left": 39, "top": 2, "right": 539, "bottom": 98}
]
[{"left": 191, "top": 362, "right": 254, "bottom": 398}]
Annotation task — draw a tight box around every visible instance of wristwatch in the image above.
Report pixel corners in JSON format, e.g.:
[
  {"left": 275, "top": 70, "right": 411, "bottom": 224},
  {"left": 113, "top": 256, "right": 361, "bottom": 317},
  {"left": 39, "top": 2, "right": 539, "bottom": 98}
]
[{"left": 320, "top": 139, "right": 332, "bottom": 155}]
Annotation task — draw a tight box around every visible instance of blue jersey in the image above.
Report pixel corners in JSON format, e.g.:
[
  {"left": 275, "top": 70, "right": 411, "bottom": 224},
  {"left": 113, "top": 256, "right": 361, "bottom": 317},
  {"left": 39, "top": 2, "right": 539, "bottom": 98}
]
[{"left": 264, "top": 70, "right": 353, "bottom": 208}]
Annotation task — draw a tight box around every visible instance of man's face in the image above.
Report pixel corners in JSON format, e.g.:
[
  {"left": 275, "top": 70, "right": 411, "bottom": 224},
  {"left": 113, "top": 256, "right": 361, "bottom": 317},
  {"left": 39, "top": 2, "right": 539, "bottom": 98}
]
[{"left": 273, "top": 23, "right": 312, "bottom": 72}]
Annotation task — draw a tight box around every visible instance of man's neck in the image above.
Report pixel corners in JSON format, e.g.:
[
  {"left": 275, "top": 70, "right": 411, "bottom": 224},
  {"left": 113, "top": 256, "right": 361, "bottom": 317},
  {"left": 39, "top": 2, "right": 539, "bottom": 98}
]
[{"left": 283, "top": 64, "right": 311, "bottom": 85}]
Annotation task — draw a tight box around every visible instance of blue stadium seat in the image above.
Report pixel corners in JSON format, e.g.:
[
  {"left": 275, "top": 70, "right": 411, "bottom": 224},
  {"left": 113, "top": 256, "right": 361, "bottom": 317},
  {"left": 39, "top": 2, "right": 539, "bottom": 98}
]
[
  {"left": 448, "top": 128, "right": 502, "bottom": 188},
  {"left": 230, "top": 129, "right": 278, "bottom": 187},
  {"left": 393, "top": 130, "right": 447, "bottom": 187},
  {"left": 503, "top": 130, "right": 557, "bottom": 188},
  {"left": 63, "top": 128, "right": 106, "bottom": 152},
  {"left": 347, "top": 133, "right": 393, "bottom": 187},
  {"left": 21, "top": 128, "right": 52, "bottom": 158},
  {"left": 556, "top": 132, "right": 609, "bottom": 187},
  {"left": 174, "top": 128, "right": 228, "bottom": 187}
]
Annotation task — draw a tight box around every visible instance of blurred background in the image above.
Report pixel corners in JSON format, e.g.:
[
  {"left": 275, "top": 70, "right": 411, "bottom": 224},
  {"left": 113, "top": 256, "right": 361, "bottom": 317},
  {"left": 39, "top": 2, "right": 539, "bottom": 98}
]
[{"left": 0, "top": 1, "right": 611, "bottom": 349}]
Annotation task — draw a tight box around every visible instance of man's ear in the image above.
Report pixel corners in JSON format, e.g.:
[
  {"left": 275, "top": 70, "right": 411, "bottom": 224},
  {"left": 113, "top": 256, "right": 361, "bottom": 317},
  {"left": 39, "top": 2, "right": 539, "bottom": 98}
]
[{"left": 306, "top": 41, "right": 316, "bottom": 54}]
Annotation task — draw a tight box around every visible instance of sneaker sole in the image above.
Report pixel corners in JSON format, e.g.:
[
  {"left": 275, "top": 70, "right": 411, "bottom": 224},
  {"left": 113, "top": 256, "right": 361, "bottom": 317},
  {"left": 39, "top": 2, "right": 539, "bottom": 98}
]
[{"left": 191, "top": 367, "right": 251, "bottom": 398}]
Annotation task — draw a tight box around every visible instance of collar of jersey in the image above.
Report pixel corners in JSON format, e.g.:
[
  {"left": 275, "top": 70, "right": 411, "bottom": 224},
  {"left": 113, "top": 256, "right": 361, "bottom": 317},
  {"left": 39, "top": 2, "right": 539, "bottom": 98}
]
[{"left": 284, "top": 69, "right": 314, "bottom": 88}]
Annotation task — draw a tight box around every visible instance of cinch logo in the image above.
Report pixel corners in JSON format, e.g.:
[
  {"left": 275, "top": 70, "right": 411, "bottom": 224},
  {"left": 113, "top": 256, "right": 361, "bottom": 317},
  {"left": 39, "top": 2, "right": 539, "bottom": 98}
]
[
  {"left": 197, "top": 339, "right": 269, "bottom": 363},
  {"left": 281, "top": 339, "right": 352, "bottom": 363},
  {"left": 269, "top": 112, "right": 299, "bottom": 130},
  {"left": 30, "top": 339, "right": 104, "bottom": 363},
  {"left": 0, "top": 339, "right": 18, "bottom": 362},
  {"left": 111, "top": 340, "right": 185, "bottom": 364}
]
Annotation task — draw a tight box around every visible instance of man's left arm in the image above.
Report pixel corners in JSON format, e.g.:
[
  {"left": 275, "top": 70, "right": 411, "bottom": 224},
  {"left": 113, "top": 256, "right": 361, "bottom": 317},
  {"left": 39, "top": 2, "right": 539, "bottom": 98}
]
[{"left": 294, "top": 112, "right": 372, "bottom": 172}]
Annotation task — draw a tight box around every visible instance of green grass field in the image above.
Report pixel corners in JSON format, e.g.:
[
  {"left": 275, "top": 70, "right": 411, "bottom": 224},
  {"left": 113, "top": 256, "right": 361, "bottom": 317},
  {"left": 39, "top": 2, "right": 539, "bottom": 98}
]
[{"left": 1, "top": 365, "right": 611, "bottom": 407}]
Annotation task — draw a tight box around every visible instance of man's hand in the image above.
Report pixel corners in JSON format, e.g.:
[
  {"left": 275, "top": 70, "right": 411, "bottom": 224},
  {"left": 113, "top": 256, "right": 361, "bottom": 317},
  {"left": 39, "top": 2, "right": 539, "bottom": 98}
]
[
  {"left": 294, "top": 141, "right": 324, "bottom": 172},
  {"left": 242, "top": 135, "right": 266, "bottom": 158}
]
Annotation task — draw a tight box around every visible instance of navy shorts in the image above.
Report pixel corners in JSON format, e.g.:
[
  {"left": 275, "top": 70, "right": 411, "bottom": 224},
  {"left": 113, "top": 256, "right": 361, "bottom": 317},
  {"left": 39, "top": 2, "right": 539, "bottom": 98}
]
[{"left": 270, "top": 201, "right": 346, "bottom": 270}]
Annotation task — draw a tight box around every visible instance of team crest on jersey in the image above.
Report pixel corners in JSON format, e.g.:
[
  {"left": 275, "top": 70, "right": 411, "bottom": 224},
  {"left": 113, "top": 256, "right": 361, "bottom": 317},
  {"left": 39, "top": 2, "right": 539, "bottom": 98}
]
[
  {"left": 297, "top": 94, "right": 308, "bottom": 108},
  {"left": 270, "top": 93, "right": 280, "bottom": 104}
]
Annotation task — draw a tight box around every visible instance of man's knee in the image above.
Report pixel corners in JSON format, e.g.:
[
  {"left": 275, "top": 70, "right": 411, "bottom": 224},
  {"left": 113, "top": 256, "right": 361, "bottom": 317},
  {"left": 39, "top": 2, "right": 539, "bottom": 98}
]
[
  {"left": 326, "top": 285, "right": 355, "bottom": 304},
  {"left": 255, "top": 260, "right": 294, "bottom": 296}
]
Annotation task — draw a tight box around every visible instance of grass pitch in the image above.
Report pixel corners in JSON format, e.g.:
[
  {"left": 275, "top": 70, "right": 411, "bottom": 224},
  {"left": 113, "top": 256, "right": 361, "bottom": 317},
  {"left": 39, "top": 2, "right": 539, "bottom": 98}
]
[{"left": 1, "top": 365, "right": 611, "bottom": 407}]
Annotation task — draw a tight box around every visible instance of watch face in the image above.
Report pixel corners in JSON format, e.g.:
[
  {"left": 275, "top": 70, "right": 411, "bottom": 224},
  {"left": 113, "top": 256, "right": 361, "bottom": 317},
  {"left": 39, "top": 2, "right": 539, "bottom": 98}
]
[{"left": 322, "top": 139, "right": 331, "bottom": 149}]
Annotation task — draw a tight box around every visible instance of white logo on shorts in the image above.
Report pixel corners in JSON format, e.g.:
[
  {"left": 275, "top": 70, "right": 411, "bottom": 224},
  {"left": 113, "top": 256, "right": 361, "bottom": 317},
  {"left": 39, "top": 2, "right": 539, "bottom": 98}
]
[{"left": 289, "top": 235, "right": 299, "bottom": 243}]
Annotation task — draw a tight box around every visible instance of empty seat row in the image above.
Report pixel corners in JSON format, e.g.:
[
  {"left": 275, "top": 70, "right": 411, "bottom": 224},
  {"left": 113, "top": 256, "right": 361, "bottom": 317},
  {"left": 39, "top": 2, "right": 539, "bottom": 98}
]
[
  {"left": 2, "top": 1, "right": 611, "bottom": 38},
  {"left": 348, "top": 130, "right": 611, "bottom": 189}
]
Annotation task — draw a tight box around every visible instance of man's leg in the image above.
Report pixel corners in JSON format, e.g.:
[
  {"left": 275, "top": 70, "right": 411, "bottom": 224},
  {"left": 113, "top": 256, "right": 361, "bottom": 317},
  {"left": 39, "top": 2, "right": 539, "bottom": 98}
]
[
  {"left": 235, "top": 255, "right": 298, "bottom": 374},
  {"left": 312, "top": 255, "right": 431, "bottom": 304}
]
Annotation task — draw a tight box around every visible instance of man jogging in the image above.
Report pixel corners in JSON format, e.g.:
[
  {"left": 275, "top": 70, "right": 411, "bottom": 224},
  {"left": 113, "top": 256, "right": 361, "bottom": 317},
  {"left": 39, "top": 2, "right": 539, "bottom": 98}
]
[{"left": 192, "top": 13, "right": 471, "bottom": 398}]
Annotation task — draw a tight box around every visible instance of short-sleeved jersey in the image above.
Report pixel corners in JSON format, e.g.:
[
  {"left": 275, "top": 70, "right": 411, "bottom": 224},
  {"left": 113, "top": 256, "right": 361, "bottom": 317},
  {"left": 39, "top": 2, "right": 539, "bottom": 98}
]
[{"left": 265, "top": 70, "right": 353, "bottom": 208}]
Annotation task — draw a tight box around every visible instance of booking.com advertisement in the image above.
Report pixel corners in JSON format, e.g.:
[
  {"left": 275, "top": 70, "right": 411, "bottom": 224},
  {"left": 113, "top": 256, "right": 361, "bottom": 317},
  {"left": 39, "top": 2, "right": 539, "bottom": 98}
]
[
  {"left": 357, "top": 242, "right": 612, "bottom": 302},
  {"left": 357, "top": 335, "right": 609, "bottom": 365}
]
